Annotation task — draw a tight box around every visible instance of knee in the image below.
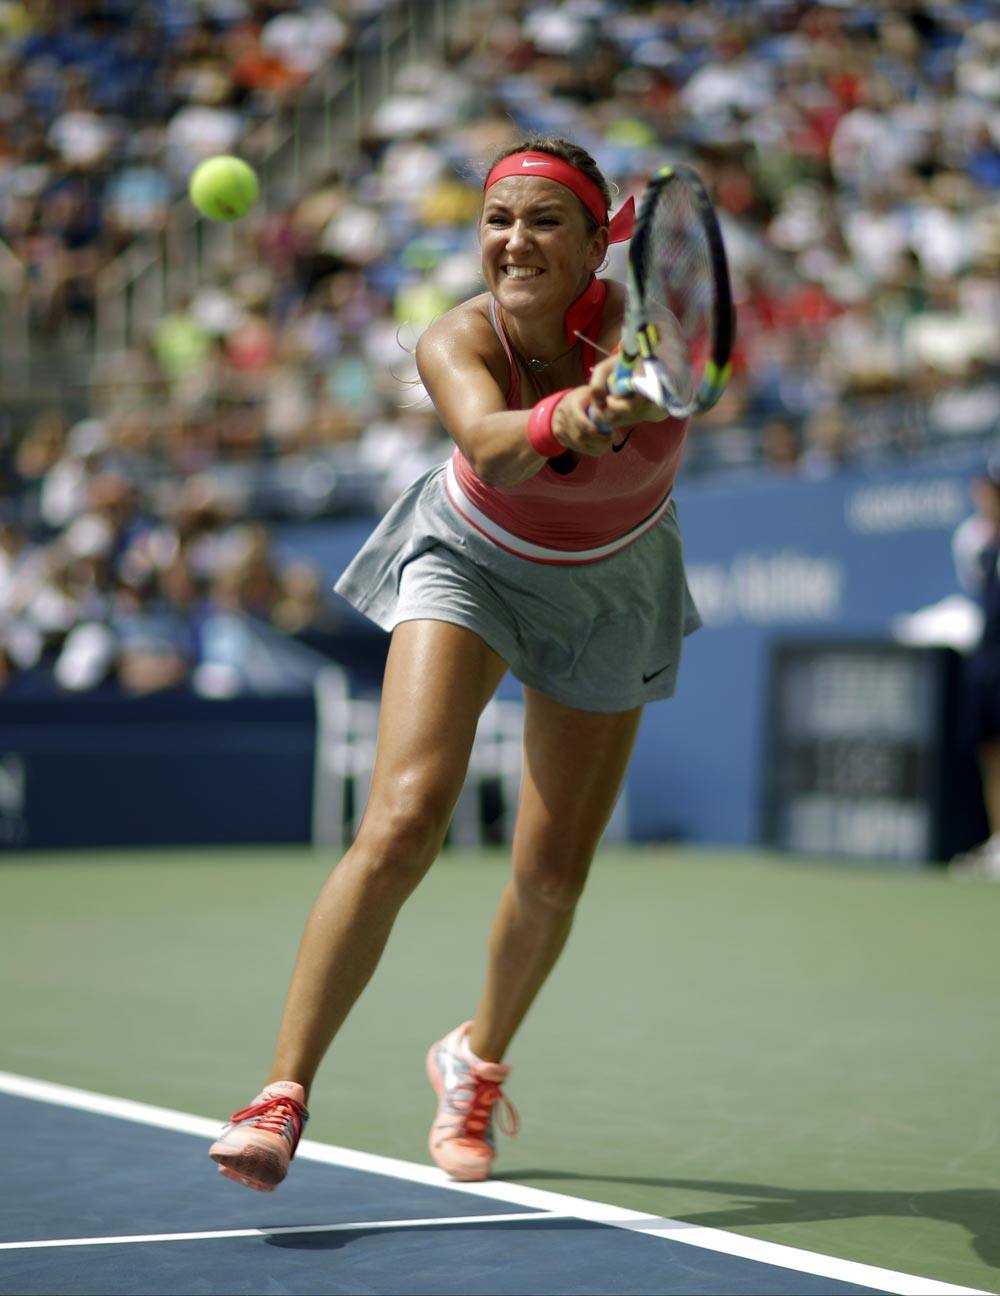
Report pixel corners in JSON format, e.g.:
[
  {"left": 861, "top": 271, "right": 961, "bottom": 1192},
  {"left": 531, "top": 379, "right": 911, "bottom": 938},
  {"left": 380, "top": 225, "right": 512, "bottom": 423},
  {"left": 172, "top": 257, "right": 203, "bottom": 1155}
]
[
  {"left": 513, "top": 853, "right": 592, "bottom": 914},
  {"left": 353, "top": 782, "right": 455, "bottom": 888}
]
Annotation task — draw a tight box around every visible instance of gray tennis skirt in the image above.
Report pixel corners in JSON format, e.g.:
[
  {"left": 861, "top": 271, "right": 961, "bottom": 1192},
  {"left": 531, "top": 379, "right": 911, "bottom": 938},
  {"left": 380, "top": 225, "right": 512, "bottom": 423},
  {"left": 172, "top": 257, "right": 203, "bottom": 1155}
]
[{"left": 335, "top": 463, "right": 701, "bottom": 713}]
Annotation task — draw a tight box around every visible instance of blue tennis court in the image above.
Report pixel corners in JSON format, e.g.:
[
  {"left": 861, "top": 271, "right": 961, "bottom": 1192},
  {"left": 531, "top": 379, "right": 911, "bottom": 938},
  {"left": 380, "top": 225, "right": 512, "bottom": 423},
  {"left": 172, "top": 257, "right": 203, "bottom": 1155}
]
[{"left": 0, "top": 1076, "right": 986, "bottom": 1296}]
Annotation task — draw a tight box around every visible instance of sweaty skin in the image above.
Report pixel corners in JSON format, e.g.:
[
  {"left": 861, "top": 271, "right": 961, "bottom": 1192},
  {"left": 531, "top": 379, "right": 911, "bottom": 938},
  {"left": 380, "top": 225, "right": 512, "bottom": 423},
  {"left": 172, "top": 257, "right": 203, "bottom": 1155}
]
[{"left": 417, "top": 176, "right": 666, "bottom": 487}]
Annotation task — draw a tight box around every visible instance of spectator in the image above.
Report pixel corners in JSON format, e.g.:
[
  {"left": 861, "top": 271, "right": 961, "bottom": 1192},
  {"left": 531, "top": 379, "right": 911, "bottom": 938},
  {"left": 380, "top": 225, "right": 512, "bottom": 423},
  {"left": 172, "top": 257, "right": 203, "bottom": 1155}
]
[
  {"left": 951, "top": 460, "right": 1000, "bottom": 879},
  {"left": 258, "top": 5, "right": 348, "bottom": 81},
  {"left": 46, "top": 74, "right": 118, "bottom": 171},
  {"left": 115, "top": 598, "right": 194, "bottom": 695},
  {"left": 103, "top": 130, "right": 173, "bottom": 241},
  {"left": 272, "top": 561, "right": 324, "bottom": 636}
]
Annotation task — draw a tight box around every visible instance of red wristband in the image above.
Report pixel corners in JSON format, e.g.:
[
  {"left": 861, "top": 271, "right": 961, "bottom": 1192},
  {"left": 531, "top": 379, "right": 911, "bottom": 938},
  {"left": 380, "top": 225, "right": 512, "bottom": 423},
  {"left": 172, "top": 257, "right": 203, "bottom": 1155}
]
[{"left": 527, "top": 389, "right": 573, "bottom": 458}]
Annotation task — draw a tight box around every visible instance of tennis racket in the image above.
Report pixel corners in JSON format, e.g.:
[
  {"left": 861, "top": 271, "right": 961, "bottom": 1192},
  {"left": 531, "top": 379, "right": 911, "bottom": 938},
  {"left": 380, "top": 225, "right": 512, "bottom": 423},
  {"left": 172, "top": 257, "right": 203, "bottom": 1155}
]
[{"left": 550, "top": 163, "right": 734, "bottom": 474}]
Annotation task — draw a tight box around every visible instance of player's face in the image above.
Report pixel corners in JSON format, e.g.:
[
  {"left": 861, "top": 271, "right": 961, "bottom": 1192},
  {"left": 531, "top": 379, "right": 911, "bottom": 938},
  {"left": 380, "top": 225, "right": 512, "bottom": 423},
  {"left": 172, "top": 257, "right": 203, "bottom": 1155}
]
[{"left": 480, "top": 177, "right": 607, "bottom": 321}]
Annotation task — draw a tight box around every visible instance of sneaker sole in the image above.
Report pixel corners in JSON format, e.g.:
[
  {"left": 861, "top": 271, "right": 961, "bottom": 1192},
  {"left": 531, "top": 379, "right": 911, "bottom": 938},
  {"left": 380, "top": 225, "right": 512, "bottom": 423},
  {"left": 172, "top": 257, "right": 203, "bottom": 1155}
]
[
  {"left": 215, "top": 1164, "right": 277, "bottom": 1192},
  {"left": 209, "top": 1144, "right": 287, "bottom": 1192}
]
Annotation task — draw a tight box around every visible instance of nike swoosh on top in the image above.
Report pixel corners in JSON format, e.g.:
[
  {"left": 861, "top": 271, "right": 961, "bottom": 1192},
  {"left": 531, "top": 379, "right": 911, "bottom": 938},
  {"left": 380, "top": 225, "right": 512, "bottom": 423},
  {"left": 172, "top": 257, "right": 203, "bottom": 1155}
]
[
  {"left": 521, "top": 160, "right": 550, "bottom": 167},
  {"left": 642, "top": 666, "right": 669, "bottom": 683}
]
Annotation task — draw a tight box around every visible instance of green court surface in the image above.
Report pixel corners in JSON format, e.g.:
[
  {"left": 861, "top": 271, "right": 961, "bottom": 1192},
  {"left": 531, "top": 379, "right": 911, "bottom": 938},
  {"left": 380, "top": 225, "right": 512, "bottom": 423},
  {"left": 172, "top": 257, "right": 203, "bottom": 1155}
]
[{"left": 2, "top": 846, "right": 998, "bottom": 1292}]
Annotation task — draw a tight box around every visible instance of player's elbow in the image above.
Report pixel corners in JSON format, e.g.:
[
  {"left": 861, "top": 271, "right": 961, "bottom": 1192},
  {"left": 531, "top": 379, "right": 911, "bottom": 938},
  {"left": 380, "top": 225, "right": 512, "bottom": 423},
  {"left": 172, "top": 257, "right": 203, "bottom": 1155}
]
[
  {"left": 469, "top": 454, "right": 514, "bottom": 486},
  {"left": 465, "top": 447, "right": 536, "bottom": 487},
  {"left": 459, "top": 431, "right": 534, "bottom": 487}
]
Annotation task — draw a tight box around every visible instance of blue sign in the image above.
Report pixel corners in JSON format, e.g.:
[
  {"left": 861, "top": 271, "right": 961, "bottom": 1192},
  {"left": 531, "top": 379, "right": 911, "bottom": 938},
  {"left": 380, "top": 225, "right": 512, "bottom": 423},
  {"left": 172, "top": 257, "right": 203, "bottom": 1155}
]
[{"left": 633, "top": 448, "right": 988, "bottom": 845}]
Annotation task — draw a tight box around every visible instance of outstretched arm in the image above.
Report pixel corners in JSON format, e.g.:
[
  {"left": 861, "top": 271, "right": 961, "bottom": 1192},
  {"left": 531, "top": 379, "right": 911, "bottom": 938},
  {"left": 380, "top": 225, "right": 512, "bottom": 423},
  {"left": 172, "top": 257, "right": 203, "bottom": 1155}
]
[{"left": 417, "top": 315, "right": 642, "bottom": 487}]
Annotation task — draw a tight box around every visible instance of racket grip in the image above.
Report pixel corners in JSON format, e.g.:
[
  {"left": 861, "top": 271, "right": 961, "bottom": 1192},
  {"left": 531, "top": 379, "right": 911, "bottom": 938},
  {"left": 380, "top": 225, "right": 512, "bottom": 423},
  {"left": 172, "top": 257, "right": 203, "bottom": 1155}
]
[
  {"left": 587, "top": 401, "right": 613, "bottom": 435},
  {"left": 551, "top": 402, "right": 614, "bottom": 474}
]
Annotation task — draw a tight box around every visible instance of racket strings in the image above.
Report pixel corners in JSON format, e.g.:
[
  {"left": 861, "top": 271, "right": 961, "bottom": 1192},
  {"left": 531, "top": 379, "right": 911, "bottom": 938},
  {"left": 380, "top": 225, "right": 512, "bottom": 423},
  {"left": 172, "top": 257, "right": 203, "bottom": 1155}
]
[{"left": 642, "top": 186, "right": 716, "bottom": 397}]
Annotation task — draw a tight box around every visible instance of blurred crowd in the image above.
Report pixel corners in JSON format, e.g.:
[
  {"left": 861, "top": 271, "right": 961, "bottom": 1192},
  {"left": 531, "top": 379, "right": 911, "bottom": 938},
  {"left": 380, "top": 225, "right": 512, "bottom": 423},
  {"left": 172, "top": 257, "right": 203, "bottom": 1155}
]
[
  {"left": 0, "top": 0, "right": 382, "bottom": 694},
  {"left": 1, "top": 0, "right": 999, "bottom": 695},
  {"left": 0, "top": 430, "right": 344, "bottom": 695},
  {"left": 0, "top": 0, "right": 357, "bottom": 332}
]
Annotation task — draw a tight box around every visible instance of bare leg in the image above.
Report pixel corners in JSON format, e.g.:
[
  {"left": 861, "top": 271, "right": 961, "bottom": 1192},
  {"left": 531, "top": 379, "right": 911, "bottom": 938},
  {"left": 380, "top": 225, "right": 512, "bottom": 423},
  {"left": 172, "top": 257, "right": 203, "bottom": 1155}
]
[
  {"left": 268, "top": 621, "right": 508, "bottom": 1096},
  {"left": 979, "top": 740, "right": 1000, "bottom": 837},
  {"left": 467, "top": 688, "right": 641, "bottom": 1062}
]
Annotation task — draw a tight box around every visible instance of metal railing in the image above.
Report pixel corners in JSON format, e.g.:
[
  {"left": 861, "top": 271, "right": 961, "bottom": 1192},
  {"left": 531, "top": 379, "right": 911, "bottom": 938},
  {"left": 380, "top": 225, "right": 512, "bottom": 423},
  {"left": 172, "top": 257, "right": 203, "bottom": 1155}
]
[
  {"left": 0, "top": 236, "right": 28, "bottom": 363},
  {"left": 92, "top": 0, "right": 468, "bottom": 354},
  {"left": 0, "top": 236, "right": 88, "bottom": 430},
  {"left": 0, "top": 0, "right": 479, "bottom": 427}
]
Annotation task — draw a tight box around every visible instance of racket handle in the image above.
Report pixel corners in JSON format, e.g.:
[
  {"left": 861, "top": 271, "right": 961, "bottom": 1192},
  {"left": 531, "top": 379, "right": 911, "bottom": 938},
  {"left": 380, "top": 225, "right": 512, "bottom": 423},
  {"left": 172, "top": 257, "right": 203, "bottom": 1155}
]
[
  {"left": 550, "top": 402, "right": 613, "bottom": 474},
  {"left": 587, "top": 401, "right": 613, "bottom": 435}
]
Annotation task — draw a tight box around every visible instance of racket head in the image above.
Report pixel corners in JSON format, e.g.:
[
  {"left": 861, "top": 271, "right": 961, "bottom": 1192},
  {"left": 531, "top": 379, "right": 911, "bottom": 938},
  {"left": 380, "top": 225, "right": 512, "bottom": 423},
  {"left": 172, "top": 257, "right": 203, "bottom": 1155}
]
[{"left": 625, "top": 163, "right": 734, "bottom": 417}]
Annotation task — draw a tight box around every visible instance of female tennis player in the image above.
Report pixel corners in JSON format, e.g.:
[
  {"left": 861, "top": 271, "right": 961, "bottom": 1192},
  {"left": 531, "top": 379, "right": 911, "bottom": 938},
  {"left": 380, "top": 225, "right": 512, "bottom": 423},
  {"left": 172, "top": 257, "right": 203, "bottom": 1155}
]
[{"left": 210, "top": 136, "right": 702, "bottom": 1190}]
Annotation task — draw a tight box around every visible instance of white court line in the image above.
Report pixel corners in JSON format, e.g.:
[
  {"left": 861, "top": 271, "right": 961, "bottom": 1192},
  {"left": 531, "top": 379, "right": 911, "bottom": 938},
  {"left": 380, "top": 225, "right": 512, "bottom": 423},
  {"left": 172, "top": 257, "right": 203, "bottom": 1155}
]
[
  {"left": 0, "top": 1212, "right": 557, "bottom": 1251},
  {"left": 0, "top": 1070, "right": 990, "bottom": 1296}
]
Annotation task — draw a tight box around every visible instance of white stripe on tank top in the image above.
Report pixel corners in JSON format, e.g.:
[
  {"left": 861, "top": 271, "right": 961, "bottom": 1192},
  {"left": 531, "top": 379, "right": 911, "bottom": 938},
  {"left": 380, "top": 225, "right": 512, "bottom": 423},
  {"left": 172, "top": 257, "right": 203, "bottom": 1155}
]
[{"left": 445, "top": 458, "right": 671, "bottom": 566}]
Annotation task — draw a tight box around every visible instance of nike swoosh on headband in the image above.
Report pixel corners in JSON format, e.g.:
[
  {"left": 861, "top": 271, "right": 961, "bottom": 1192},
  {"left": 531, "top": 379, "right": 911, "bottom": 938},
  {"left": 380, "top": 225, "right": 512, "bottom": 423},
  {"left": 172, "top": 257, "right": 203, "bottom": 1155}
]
[{"left": 484, "top": 151, "right": 635, "bottom": 244}]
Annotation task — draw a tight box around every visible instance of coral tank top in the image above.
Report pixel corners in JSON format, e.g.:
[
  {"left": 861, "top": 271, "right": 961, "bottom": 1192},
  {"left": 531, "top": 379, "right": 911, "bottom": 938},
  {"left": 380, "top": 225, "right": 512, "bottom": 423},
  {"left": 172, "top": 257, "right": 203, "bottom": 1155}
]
[{"left": 446, "top": 290, "right": 688, "bottom": 565}]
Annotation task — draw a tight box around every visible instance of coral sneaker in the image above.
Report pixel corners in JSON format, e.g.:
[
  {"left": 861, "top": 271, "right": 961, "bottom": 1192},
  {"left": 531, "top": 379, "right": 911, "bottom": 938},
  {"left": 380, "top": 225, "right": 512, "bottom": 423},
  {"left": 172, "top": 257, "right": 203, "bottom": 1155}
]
[
  {"left": 426, "top": 1021, "right": 519, "bottom": 1181},
  {"left": 209, "top": 1081, "right": 308, "bottom": 1192}
]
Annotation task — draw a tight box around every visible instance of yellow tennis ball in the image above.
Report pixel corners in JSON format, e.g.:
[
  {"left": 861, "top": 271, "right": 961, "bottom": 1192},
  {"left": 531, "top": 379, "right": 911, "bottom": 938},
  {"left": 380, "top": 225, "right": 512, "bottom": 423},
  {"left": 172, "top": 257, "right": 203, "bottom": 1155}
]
[{"left": 188, "top": 156, "right": 259, "bottom": 222}]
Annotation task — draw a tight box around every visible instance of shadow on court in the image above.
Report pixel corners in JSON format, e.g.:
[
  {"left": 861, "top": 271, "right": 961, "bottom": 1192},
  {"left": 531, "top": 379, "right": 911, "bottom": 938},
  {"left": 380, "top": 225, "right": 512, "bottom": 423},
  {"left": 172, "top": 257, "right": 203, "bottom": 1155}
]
[
  {"left": 264, "top": 1218, "right": 565, "bottom": 1252},
  {"left": 501, "top": 1172, "right": 1000, "bottom": 1270}
]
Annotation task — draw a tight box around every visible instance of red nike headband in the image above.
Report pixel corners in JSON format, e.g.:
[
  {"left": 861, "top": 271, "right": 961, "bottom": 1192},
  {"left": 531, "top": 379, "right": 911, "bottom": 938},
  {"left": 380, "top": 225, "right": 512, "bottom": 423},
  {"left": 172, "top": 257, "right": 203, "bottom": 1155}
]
[{"left": 483, "top": 151, "right": 635, "bottom": 243}]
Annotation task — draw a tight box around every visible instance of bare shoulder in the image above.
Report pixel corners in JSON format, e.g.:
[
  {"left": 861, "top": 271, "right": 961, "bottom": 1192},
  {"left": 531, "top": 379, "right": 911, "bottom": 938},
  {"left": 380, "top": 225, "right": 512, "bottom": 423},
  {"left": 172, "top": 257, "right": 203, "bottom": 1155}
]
[
  {"left": 416, "top": 294, "right": 511, "bottom": 399},
  {"left": 417, "top": 294, "right": 498, "bottom": 371},
  {"left": 414, "top": 294, "right": 512, "bottom": 436}
]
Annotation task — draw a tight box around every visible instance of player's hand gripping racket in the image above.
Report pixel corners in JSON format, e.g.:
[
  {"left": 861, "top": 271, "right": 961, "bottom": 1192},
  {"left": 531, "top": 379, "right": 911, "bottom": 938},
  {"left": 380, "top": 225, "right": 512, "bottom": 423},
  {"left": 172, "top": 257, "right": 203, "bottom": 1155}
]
[{"left": 551, "top": 163, "right": 734, "bottom": 474}]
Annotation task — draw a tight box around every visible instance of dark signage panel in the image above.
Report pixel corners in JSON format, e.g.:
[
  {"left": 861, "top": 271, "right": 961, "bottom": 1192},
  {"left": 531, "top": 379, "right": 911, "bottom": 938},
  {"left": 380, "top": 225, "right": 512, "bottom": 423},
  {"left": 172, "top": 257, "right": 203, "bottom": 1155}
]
[{"left": 764, "top": 642, "right": 984, "bottom": 864}]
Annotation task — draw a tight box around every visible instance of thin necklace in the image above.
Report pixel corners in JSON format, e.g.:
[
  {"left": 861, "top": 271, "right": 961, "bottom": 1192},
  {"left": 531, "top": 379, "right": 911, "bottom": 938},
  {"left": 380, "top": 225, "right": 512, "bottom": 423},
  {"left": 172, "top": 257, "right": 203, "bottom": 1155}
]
[
  {"left": 500, "top": 306, "right": 578, "bottom": 372},
  {"left": 523, "top": 340, "right": 578, "bottom": 372}
]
